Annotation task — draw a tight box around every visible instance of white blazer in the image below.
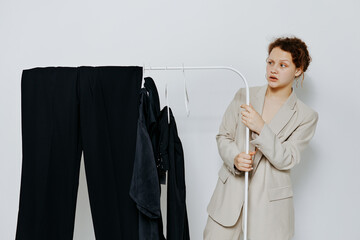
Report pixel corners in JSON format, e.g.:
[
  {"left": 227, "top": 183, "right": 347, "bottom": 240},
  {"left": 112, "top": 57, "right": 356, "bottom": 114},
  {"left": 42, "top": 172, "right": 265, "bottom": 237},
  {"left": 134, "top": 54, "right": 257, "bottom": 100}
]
[{"left": 206, "top": 83, "right": 319, "bottom": 239}]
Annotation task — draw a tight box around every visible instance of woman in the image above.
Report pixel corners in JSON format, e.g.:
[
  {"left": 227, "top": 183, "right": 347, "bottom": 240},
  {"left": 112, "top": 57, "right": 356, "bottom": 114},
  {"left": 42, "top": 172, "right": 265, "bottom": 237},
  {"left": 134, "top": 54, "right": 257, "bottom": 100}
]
[{"left": 203, "top": 36, "right": 319, "bottom": 240}]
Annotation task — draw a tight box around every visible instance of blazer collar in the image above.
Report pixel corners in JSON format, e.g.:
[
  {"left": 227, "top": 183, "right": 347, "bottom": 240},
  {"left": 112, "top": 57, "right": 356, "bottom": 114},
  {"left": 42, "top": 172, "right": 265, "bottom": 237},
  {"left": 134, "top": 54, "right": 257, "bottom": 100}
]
[
  {"left": 249, "top": 84, "right": 297, "bottom": 176},
  {"left": 252, "top": 83, "right": 297, "bottom": 136}
]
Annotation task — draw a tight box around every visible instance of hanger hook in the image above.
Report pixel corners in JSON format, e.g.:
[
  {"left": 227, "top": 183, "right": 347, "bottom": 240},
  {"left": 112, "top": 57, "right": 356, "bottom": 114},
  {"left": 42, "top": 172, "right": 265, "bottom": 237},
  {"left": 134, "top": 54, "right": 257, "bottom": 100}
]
[
  {"left": 182, "top": 63, "right": 190, "bottom": 117},
  {"left": 165, "top": 77, "right": 170, "bottom": 124},
  {"left": 142, "top": 63, "right": 145, "bottom": 87}
]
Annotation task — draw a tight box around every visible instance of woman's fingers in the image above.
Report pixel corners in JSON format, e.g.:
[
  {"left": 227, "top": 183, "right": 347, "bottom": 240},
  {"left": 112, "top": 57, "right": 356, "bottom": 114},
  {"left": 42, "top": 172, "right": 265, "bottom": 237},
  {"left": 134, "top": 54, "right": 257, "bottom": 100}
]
[
  {"left": 236, "top": 158, "right": 253, "bottom": 171},
  {"left": 241, "top": 159, "right": 252, "bottom": 164},
  {"left": 238, "top": 164, "right": 253, "bottom": 172},
  {"left": 234, "top": 151, "right": 257, "bottom": 171},
  {"left": 240, "top": 162, "right": 252, "bottom": 168},
  {"left": 243, "top": 151, "right": 256, "bottom": 159},
  {"left": 238, "top": 155, "right": 253, "bottom": 164}
]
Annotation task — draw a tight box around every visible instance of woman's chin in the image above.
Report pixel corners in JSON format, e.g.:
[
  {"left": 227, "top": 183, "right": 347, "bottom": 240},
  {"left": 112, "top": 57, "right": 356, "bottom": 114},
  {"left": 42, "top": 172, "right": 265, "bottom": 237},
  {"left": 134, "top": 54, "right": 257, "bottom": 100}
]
[
  {"left": 267, "top": 80, "right": 278, "bottom": 86},
  {"left": 269, "top": 78, "right": 279, "bottom": 83}
]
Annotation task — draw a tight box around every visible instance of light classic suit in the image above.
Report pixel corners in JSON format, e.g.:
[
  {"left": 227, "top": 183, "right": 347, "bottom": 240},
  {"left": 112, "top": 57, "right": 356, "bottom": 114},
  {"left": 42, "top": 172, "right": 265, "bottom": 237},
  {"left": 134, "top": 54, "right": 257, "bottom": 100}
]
[{"left": 204, "top": 84, "right": 319, "bottom": 240}]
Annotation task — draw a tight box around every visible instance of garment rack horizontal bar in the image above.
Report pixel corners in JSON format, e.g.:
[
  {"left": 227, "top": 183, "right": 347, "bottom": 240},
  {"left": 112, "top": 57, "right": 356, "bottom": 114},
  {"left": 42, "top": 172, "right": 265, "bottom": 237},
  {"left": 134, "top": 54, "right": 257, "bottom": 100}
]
[{"left": 144, "top": 64, "right": 251, "bottom": 240}]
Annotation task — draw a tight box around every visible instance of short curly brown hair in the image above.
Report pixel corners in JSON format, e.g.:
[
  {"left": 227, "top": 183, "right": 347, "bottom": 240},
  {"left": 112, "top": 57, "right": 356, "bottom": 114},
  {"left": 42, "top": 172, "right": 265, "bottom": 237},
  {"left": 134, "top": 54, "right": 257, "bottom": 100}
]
[{"left": 268, "top": 36, "right": 312, "bottom": 86}]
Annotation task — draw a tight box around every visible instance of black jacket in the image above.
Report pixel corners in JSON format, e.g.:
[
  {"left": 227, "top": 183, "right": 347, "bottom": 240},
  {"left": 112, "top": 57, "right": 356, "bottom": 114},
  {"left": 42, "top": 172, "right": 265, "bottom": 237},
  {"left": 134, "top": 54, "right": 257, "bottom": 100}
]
[
  {"left": 129, "top": 87, "right": 163, "bottom": 240},
  {"left": 130, "top": 77, "right": 190, "bottom": 240},
  {"left": 157, "top": 106, "right": 190, "bottom": 240}
]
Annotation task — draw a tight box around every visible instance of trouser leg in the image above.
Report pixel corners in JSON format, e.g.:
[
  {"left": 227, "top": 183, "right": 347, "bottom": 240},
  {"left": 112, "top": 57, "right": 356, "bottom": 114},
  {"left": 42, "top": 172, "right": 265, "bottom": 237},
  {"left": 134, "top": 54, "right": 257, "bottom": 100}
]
[
  {"left": 16, "top": 67, "right": 82, "bottom": 240},
  {"left": 78, "top": 66, "right": 142, "bottom": 239}
]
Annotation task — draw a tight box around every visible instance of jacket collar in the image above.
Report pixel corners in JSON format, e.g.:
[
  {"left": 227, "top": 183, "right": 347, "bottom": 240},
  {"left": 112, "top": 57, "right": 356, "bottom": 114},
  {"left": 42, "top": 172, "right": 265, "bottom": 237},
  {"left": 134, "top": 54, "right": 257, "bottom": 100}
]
[
  {"left": 251, "top": 83, "right": 297, "bottom": 136},
  {"left": 249, "top": 84, "right": 297, "bottom": 175}
]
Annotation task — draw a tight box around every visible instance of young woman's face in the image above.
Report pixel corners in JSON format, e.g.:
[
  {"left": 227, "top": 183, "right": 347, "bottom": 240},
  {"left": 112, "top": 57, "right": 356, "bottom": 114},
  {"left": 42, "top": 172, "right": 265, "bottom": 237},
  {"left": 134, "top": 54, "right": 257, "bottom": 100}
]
[{"left": 266, "top": 47, "right": 302, "bottom": 88}]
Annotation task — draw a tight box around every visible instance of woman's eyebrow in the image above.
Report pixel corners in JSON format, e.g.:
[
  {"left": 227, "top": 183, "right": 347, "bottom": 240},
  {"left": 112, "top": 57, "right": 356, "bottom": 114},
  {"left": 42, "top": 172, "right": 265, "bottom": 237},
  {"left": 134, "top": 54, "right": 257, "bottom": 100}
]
[{"left": 268, "top": 58, "right": 290, "bottom": 63}]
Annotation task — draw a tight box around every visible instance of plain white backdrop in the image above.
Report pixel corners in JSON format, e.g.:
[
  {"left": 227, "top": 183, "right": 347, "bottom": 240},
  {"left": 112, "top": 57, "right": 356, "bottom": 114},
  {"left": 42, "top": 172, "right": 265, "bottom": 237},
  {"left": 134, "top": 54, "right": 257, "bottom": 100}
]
[{"left": 1, "top": 0, "right": 359, "bottom": 239}]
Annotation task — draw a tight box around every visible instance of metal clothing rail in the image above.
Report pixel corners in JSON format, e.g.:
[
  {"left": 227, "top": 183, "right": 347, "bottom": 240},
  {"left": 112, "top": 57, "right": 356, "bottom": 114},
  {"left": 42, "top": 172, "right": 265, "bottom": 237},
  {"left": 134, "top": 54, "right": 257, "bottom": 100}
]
[{"left": 144, "top": 65, "right": 251, "bottom": 240}]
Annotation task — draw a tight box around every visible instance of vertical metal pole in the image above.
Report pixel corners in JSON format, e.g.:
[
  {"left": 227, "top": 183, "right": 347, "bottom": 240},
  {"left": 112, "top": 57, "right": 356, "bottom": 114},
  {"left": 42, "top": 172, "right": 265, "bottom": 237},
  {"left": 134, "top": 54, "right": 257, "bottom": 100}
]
[{"left": 144, "top": 65, "right": 250, "bottom": 239}]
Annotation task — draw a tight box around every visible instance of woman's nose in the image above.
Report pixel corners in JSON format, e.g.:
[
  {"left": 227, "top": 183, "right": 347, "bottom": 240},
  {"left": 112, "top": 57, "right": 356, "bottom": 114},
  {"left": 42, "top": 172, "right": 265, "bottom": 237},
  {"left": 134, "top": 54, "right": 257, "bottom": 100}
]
[{"left": 270, "top": 65, "right": 278, "bottom": 73}]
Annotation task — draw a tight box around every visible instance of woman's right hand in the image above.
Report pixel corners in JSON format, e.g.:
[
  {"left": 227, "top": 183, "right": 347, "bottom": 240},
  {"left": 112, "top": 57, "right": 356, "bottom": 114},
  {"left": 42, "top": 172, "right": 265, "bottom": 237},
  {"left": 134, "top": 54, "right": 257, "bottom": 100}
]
[{"left": 234, "top": 151, "right": 256, "bottom": 172}]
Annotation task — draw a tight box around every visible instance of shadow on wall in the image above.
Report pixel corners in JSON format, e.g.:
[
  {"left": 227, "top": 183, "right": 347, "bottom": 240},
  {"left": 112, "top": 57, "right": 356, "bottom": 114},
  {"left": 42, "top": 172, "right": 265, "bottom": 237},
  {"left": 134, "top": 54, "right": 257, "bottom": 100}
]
[{"left": 291, "top": 74, "right": 319, "bottom": 192}]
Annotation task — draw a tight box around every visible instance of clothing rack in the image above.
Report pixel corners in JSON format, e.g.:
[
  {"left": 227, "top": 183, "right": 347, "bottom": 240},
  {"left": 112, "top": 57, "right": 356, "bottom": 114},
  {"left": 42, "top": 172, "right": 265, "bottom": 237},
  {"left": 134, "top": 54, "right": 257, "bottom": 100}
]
[{"left": 144, "top": 65, "right": 251, "bottom": 240}]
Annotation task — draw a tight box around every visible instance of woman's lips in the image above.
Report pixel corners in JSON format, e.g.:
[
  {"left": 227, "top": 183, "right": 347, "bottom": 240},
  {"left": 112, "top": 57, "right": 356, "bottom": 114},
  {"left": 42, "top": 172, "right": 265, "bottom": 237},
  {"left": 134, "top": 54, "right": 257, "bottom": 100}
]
[{"left": 269, "top": 76, "right": 278, "bottom": 81}]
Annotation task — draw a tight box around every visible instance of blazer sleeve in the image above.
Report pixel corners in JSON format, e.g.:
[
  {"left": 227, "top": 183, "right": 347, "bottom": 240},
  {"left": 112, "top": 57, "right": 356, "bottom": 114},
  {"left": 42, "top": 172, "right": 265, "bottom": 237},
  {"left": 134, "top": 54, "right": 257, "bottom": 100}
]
[
  {"left": 250, "top": 111, "right": 319, "bottom": 170},
  {"left": 216, "top": 88, "right": 244, "bottom": 176}
]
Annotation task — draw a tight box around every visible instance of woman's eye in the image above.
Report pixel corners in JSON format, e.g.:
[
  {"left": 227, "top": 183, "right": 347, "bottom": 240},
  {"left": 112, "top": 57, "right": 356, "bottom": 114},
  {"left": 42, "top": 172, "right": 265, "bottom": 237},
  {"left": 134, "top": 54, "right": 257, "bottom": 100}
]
[{"left": 281, "top": 64, "right": 287, "bottom": 67}]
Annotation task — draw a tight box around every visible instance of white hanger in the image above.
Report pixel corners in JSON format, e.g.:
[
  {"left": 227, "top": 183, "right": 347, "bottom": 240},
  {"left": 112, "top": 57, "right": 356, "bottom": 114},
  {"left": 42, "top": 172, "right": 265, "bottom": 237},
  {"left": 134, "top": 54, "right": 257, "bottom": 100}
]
[
  {"left": 165, "top": 66, "right": 170, "bottom": 124},
  {"left": 142, "top": 63, "right": 145, "bottom": 88},
  {"left": 182, "top": 63, "right": 190, "bottom": 117}
]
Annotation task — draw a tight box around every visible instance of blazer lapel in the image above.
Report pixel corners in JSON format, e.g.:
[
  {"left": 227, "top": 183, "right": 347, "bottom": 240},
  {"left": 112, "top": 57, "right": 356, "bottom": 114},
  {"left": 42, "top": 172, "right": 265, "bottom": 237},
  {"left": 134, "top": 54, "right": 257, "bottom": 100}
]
[{"left": 249, "top": 84, "right": 297, "bottom": 175}]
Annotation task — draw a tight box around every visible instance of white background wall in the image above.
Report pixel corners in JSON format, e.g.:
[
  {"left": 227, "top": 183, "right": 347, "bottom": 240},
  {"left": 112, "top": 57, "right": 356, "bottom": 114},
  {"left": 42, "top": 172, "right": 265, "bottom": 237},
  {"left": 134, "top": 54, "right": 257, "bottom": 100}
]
[{"left": 1, "top": 0, "right": 359, "bottom": 239}]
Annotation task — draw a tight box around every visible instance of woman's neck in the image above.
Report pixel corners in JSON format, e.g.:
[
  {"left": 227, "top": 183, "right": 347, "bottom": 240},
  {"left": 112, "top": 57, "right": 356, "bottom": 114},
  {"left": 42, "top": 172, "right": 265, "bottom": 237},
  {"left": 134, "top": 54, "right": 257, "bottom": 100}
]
[{"left": 266, "top": 85, "right": 293, "bottom": 102}]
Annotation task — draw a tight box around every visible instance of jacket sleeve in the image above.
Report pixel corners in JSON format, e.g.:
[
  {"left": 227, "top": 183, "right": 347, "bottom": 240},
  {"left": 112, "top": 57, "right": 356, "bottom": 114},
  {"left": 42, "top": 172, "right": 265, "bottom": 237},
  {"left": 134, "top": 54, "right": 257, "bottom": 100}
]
[
  {"left": 250, "top": 111, "right": 319, "bottom": 170},
  {"left": 216, "top": 88, "right": 244, "bottom": 176}
]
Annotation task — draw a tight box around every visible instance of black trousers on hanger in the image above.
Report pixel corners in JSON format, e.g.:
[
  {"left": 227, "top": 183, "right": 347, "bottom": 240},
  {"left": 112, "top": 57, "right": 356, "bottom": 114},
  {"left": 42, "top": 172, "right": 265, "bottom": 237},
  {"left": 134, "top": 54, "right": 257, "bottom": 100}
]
[{"left": 15, "top": 66, "right": 142, "bottom": 240}]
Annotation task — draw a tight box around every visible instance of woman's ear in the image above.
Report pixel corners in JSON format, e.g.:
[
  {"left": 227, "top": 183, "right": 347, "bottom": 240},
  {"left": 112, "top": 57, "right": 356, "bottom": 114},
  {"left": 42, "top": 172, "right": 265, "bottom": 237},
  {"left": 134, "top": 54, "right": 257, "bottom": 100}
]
[{"left": 295, "top": 67, "right": 303, "bottom": 78}]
